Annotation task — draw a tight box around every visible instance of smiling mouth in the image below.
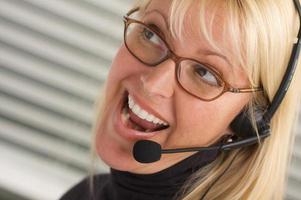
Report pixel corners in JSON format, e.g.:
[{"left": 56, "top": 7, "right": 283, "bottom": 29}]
[{"left": 121, "top": 92, "right": 170, "bottom": 133}]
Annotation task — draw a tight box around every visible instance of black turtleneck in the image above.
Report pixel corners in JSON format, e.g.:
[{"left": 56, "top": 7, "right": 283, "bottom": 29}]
[{"left": 59, "top": 148, "right": 220, "bottom": 200}]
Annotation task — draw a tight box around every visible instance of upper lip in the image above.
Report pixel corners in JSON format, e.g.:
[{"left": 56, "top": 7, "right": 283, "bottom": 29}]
[{"left": 127, "top": 92, "right": 169, "bottom": 125}]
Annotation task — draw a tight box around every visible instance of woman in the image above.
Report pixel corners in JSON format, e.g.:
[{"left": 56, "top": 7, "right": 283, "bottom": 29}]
[{"left": 60, "top": 0, "right": 301, "bottom": 199}]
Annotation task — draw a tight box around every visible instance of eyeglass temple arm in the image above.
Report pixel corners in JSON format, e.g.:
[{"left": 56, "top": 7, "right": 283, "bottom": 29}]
[
  {"left": 228, "top": 87, "right": 263, "bottom": 93},
  {"left": 125, "top": 7, "right": 140, "bottom": 18}
]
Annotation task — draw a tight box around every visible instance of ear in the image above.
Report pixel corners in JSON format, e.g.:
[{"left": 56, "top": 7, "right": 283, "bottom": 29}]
[
  {"left": 225, "top": 127, "right": 234, "bottom": 135},
  {"left": 221, "top": 133, "right": 235, "bottom": 143}
]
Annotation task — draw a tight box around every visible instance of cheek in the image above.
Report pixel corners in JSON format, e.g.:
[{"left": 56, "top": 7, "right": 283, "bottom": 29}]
[
  {"left": 177, "top": 104, "right": 224, "bottom": 144},
  {"left": 104, "top": 45, "right": 138, "bottom": 102},
  {"left": 106, "top": 45, "right": 130, "bottom": 84},
  {"left": 107, "top": 44, "right": 144, "bottom": 85},
  {"left": 168, "top": 94, "right": 249, "bottom": 146}
]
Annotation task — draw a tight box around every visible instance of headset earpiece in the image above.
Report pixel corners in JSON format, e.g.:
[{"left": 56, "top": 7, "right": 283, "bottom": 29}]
[
  {"left": 229, "top": 0, "right": 300, "bottom": 145},
  {"left": 229, "top": 106, "right": 270, "bottom": 146}
]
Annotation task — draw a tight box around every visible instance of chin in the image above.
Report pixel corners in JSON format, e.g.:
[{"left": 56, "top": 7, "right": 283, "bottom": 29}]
[
  {"left": 94, "top": 117, "right": 135, "bottom": 171},
  {"left": 95, "top": 129, "right": 162, "bottom": 173},
  {"left": 96, "top": 130, "right": 138, "bottom": 171}
]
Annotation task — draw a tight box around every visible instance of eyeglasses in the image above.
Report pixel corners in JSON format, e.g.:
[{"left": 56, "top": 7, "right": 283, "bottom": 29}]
[{"left": 123, "top": 8, "right": 262, "bottom": 101}]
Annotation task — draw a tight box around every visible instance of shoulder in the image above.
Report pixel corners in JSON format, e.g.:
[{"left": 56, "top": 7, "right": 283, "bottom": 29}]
[{"left": 59, "top": 174, "right": 110, "bottom": 200}]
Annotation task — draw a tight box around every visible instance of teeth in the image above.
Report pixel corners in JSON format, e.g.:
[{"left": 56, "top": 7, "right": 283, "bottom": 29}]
[
  {"left": 128, "top": 95, "right": 168, "bottom": 126},
  {"left": 138, "top": 110, "right": 148, "bottom": 119},
  {"left": 146, "top": 114, "right": 155, "bottom": 122}
]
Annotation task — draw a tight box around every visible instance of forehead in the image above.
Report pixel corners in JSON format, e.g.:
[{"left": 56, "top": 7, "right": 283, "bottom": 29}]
[
  {"left": 142, "top": 0, "right": 242, "bottom": 70},
  {"left": 142, "top": 0, "right": 238, "bottom": 67},
  {"left": 144, "top": 1, "right": 226, "bottom": 45}
]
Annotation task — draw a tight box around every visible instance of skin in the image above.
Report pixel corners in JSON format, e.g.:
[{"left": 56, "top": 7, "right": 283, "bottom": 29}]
[{"left": 95, "top": 0, "right": 251, "bottom": 174}]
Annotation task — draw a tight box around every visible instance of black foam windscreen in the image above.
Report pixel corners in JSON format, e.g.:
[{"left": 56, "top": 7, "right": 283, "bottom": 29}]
[
  {"left": 133, "top": 140, "right": 162, "bottom": 163},
  {"left": 230, "top": 107, "right": 270, "bottom": 139}
]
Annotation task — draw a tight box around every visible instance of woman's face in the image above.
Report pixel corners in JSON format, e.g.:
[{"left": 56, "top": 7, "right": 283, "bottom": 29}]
[{"left": 95, "top": 0, "right": 251, "bottom": 174}]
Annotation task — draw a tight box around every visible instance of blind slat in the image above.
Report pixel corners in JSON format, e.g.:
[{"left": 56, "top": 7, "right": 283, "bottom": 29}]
[{"left": 0, "top": 0, "right": 300, "bottom": 199}]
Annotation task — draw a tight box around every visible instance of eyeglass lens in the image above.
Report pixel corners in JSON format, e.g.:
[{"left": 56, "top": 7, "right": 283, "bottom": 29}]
[{"left": 125, "top": 21, "right": 225, "bottom": 100}]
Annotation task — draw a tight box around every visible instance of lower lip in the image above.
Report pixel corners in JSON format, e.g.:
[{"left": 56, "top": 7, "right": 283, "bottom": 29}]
[{"left": 113, "top": 92, "right": 162, "bottom": 140}]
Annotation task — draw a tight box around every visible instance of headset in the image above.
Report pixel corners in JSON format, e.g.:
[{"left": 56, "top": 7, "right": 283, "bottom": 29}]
[
  {"left": 133, "top": 0, "right": 301, "bottom": 164},
  {"left": 132, "top": 0, "right": 301, "bottom": 199},
  {"left": 228, "top": 0, "right": 301, "bottom": 149},
  {"left": 199, "top": 1, "right": 301, "bottom": 199}
]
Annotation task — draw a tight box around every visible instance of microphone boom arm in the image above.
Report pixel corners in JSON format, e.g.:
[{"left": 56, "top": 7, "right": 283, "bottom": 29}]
[{"left": 161, "top": 132, "right": 270, "bottom": 154}]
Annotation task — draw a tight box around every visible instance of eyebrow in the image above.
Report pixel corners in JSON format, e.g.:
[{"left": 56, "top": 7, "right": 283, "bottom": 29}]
[
  {"left": 199, "top": 49, "right": 233, "bottom": 68},
  {"left": 144, "top": 9, "right": 233, "bottom": 68},
  {"left": 144, "top": 9, "right": 169, "bottom": 30}
]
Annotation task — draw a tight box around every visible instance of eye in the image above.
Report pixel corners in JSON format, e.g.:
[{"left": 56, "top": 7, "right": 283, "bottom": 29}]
[
  {"left": 193, "top": 64, "right": 222, "bottom": 87},
  {"left": 141, "top": 27, "right": 163, "bottom": 46}
]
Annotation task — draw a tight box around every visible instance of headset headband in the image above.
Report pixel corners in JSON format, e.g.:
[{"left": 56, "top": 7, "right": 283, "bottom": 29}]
[{"left": 264, "top": 0, "right": 301, "bottom": 121}]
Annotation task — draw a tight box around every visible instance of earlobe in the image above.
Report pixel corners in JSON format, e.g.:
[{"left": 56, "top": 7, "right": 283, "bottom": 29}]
[
  {"left": 220, "top": 133, "right": 235, "bottom": 144},
  {"left": 224, "top": 126, "right": 235, "bottom": 139}
]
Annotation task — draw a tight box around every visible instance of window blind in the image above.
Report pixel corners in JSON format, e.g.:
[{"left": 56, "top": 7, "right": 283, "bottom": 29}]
[{"left": 0, "top": 0, "right": 300, "bottom": 199}]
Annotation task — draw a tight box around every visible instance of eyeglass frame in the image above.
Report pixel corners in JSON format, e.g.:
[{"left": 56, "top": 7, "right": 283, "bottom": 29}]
[{"left": 122, "top": 7, "right": 263, "bottom": 101}]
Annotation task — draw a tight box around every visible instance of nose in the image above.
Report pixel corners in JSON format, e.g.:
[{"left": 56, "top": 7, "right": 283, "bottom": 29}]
[{"left": 140, "top": 59, "right": 176, "bottom": 99}]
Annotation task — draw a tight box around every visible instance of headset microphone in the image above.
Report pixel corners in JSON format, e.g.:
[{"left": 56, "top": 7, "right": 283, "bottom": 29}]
[
  {"left": 133, "top": 0, "right": 301, "bottom": 164},
  {"left": 133, "top": 140, "right": 222, "bottom": 164},
  {"left": 133, "top": 133, "right": 270, "bottom": 163}
]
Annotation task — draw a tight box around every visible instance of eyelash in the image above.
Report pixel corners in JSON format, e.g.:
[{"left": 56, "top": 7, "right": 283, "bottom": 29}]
[{"left": 145, "top": 22, "right": 166, "bottom": 39}]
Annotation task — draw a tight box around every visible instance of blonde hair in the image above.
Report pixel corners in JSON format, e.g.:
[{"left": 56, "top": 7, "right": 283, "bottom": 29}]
[{"left": 89, "top": 0, "right": 301, "bottom": 200}]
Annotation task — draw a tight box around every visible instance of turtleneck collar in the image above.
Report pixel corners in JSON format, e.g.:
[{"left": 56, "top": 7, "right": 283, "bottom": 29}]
[{"left": 109, "top": 148, "right": 220, "bottom": 200}]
